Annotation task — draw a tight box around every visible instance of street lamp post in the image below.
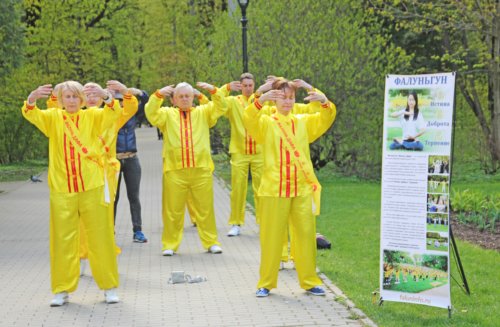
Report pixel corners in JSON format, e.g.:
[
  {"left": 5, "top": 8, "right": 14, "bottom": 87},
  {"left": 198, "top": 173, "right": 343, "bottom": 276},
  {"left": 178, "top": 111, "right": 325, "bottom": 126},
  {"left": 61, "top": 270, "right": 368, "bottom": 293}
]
[{"left": 237, "top": 0, "right": 249, "bottom": 73}]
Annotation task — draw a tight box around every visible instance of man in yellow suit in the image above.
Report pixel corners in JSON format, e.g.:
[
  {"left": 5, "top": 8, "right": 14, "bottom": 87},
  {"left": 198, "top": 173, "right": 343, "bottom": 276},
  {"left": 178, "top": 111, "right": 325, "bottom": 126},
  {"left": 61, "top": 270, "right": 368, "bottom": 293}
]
[
  {"left": 22, "top": 81, "right": 121, "bottom": 306},
  {"left": 205, "top": 73, "right": 263, "bottom": 236},
  {"left": 145, "top": 82, "right": 227, "bottom": 255}
]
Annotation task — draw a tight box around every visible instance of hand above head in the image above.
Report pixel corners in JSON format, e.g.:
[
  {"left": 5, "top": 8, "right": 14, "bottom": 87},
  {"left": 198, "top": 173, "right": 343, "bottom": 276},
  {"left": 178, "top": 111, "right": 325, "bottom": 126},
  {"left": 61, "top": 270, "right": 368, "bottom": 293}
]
[
  {"left": 304, "top": 91, "right": 327, "bottom": 104},
  {"left": 83, "top": 83, "right": 111, "bottom": 99},
  {"left": 106, "top": 80, "right": 128, "bottom": 95},
  {"left": 127, "top": 87, "right": 143, "bottom": 96},
  {"left": 158, "top": 85, "right": 175, "bottom": 97},
  {"left": 255, "top": 80, "right": 274, "bottom": 96},
  {"left": 28, "top": 84, "right": 53, "bottom": 104},
  {"left": 228, "top": 81, "right": 242, "bottom": 92},
  {"left": 51, "top": 83, "right": 62, "bottom": 97},
  {"left": 192, "top": 88, "right": 201, "bottom": 97},
  {"left": 292, "top": 79, "right": 313, "bottom": 91},
  {"left": 196, "top": 82, "right": 215, "bottom": 92},
  {"left": 259, "top": 89, "right": 285, "bottom": 103},
  {"left": 265, "top": 75, "right": 280, "bottom": 83}
]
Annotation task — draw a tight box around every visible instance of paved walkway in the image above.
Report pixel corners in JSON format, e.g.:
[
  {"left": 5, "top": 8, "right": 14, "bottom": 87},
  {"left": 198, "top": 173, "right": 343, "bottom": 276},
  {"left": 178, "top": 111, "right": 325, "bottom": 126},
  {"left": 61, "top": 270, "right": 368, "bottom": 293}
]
[{"left": 0, "top": 128, "right": 372, "bottom": 327}]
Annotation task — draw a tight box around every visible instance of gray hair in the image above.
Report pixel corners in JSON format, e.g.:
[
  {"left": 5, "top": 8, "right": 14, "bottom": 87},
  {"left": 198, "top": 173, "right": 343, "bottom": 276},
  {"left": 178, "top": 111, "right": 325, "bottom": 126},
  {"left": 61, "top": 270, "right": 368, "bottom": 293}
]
[{"left": 174, "top": 82, "right": 194, "bottom": 94}]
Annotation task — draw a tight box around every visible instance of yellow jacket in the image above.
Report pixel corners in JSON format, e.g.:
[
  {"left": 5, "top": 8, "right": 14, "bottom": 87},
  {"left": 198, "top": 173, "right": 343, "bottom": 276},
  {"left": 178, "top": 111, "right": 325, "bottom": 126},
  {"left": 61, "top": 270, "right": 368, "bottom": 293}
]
[
  {"left": 102, "top": 94, "right": 139, "bottom": 165},
  {"left": 243, "top": 100, "right": 336, "bottom": 198},
  {"left": 219, "top": 84, "right": 262, "bottom": 155},
  {"left": 22, "top": 100, "right": 122, "bottom": 193},
  {"left": 145, "top": 90, "right": 227, "bottom": 172},
  {"left": 44, "top": 95, "right": 138, "bottom": 172}
]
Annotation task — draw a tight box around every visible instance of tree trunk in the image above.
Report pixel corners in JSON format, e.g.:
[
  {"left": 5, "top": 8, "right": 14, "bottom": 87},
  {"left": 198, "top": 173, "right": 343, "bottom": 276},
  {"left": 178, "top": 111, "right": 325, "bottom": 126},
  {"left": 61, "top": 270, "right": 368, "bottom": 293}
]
[{"left": 490, "top": 0, "right": 500, "bottom": 166}]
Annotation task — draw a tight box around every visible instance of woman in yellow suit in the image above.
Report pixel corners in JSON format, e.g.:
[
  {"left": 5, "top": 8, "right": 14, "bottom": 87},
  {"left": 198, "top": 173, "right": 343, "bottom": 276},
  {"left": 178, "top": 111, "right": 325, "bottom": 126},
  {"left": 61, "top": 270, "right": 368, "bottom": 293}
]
[
  {"left": 145, "top": 82, "right": 227, "bottom": 256},
  {"left": 243, "top": 78, "right": 336, "bottom": 297},
  {"left": 22, "top": 81, "right": 121, "bottom": 306},
  {"left": 78, "top": 81, "right": 139, "bottom": 273},
  {"left": 254, "top": 76, "right": 325, "bottom": 268}
]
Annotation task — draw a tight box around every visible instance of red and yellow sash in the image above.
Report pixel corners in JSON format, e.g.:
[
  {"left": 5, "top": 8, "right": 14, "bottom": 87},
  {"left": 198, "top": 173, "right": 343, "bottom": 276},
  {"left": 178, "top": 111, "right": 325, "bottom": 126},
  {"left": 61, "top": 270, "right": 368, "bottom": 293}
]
[
  {"left": 273, "top": 115, "right": 322, "bottom": 215},
  {"left": 62, "top": 111, "right": 112, "bottom": 202}
]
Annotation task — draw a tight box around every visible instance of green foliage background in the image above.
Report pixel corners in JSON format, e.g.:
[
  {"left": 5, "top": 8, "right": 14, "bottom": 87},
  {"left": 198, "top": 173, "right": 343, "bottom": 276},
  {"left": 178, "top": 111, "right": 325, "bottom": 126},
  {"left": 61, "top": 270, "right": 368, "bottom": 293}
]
[{"left": 0, "top": 0, "right": 497, "bottom": 179}]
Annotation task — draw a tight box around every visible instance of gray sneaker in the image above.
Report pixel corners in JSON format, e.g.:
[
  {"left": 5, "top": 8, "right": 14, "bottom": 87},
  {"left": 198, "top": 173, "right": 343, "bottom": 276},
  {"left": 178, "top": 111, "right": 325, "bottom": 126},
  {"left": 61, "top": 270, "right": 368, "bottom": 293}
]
[
  {"left": 50, "top": 292, "right": 68, "bottom": 307},
  {"left": 227, "top": 225, "right": 241, "bottom": 237},
  {"left": 208, "top": 245, "right": 222, "bottom": 254}
]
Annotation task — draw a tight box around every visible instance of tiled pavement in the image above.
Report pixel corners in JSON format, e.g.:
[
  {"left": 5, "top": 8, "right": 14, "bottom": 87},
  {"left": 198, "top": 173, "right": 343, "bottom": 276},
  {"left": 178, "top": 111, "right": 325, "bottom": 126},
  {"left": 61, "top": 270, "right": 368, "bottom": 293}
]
[{"left": 0, "top": 127, "right": 374, "bottom": 327}]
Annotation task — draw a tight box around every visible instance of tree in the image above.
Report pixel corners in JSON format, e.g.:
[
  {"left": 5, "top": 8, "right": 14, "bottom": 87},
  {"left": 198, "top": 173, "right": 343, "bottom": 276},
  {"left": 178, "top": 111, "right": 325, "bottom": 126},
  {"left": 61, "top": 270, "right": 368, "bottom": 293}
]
[
  {"left": 367, "top": 0, "right": 500, "bottom": 172},
  {"left": 0, "top": 0, "right": 25, "bottom": 81},
  {"left": 197, "top": 0, "right": 411, "bottom": 178}
]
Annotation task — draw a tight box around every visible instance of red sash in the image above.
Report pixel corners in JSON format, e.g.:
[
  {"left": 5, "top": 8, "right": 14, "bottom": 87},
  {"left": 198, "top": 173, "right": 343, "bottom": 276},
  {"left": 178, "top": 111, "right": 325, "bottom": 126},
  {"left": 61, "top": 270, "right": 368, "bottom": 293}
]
[{"left": 273, "top": 115, "right": 322, "bottom": 215}]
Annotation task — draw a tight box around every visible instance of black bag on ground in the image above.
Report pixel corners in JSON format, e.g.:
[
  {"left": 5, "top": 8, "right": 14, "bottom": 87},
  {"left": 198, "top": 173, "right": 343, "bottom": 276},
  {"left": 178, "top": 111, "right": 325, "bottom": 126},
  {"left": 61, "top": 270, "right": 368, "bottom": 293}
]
[{"left": 316, "top": 233, "right": 331, "bottom": 249}]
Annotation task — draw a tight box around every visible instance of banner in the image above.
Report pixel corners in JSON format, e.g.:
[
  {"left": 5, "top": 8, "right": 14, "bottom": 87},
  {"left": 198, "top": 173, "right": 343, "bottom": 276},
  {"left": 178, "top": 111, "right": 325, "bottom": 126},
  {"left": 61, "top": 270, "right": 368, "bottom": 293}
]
[{"left": 379, "top": 73, "right": 455, "bottom": 309}]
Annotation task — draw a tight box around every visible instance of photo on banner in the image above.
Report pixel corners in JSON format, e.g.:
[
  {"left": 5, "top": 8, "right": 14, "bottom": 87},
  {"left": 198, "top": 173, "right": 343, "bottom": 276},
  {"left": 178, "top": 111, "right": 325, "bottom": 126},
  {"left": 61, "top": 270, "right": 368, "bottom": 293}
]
[{"left": 379, "top": 72, "right": 455, "bottom": 310}]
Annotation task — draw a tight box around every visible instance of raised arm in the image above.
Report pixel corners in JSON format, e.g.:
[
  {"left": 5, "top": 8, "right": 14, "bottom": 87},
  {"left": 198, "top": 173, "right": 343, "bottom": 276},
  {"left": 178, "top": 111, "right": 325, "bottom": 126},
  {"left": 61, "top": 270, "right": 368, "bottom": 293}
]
[
  {"left": 302, "top": 91, "right": 337, "bottom": 143},
  {"left": 106, "top": 80, "right": 139, "bottom": 129},
  {"left": 193, "top": 88, "right": 210, "bottom": 105},
  {"left": 83, "top": 82, "right": 121, "bottom": 133},
  {"left": 145, "top": 85, "right": 174, "bottom": 127},
  {"left": 243, "top": 89, "right": 284, "bottom": 143},
  {"left": 22, "top": 84, "right": 55, "bottom": 136},
  {"left": 196, "top": 82, "right": 228, "bottom": 126},
  {"left": 118, "top": 94, "right": 139, "bottom": 130},
  {"left": 292, "top": 79, "right": 325, "bottom": 114}
]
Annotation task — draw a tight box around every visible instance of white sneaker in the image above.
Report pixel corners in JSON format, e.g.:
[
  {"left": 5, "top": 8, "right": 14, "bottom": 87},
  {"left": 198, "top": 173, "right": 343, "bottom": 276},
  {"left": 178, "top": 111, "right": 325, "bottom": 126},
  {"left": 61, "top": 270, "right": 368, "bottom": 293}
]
[
  {"left": 227, "top": 225, "right": 241, "bottom": 237},
  {"left": 50, "top": 292, "right": 68, "bottom": 307},
  {"left": 104, "top": 288, "right": 120, "bottom": 304},
  {"left": 279, "top": 261, "right": 285, "bottom": 270},
  {"left": 208, "top": 245, "right": 222, "bottom": 254},
  {"left": 80, "top": 259, "right": 87, "bottom": 276},
  {"left": 162, "top": 249, "right": 174, "bottom": 256}
]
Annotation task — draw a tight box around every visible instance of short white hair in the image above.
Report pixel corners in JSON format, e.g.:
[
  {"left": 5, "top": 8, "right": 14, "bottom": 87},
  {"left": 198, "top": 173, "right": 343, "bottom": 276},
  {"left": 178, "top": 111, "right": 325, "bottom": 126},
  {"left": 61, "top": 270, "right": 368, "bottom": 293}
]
[{"left": 174, "top": 82, "right": 193, "bottom": 94}]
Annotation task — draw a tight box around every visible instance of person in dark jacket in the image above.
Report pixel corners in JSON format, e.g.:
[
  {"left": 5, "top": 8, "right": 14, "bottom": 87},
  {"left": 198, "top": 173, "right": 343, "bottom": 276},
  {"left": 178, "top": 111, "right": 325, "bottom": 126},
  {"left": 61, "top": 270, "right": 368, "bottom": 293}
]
[{"left": 114, "top": 88, "right": 149, "bottom": 243}]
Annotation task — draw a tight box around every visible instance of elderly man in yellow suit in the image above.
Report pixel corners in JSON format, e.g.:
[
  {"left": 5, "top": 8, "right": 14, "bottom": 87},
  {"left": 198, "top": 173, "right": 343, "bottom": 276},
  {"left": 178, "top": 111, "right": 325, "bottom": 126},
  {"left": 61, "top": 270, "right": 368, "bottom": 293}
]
[{"left": 146, "top": 82, "right": 227, "bottom": 255}]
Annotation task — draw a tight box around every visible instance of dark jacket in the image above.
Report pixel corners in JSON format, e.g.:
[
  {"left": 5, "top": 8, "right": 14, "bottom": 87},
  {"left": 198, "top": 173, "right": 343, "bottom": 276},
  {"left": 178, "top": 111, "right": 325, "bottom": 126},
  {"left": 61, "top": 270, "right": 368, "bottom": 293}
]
[{"left": 116, "top": 90, "right": 149, "bottom": 153}]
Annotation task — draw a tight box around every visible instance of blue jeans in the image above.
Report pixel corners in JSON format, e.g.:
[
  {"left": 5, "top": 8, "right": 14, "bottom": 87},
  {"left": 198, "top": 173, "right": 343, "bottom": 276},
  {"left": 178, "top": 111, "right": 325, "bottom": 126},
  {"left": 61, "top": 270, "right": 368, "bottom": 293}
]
[
  {"left": 390, "top": 140, "right": 424, "bottom": 151},
  {"left": 114, "top": 155, "right": 142, "bottom": 232}
]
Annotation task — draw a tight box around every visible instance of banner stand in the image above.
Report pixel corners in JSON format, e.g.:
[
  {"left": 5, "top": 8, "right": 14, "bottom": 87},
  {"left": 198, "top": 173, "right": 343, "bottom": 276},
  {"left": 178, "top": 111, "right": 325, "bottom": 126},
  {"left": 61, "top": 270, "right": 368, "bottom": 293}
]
[
  {"left": 379, "top": 227, "right": 469, "bottom": 319},
  {"left": 447, "top": 72, "right": 470, "bottom": 300},
  {"left": 380, "top": 73, "right": 456, "bottom": 314},
  {"left": 449, "top": 226, "right": 470, "bottom": 296}
]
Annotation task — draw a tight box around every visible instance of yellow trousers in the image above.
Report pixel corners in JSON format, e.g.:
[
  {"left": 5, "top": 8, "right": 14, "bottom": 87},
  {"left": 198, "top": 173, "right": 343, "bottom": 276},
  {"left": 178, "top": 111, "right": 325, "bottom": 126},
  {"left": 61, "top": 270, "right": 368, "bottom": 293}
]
[
  {"left": 50, "top": 186, "right": 119, "bottom": 293},
  {"left": 229, "top": 153, "right": 263, "bottom": 225},
  {"left": 186, "top": 192, "right": 197, "bottom": 225},
  {"left": 162, "top": 168, "right": 220, "bottom": 251},
  {"left": 257, "top": 195, "right": 321, "bottom": 290},
  {"left": 80, "top": 173, "right": 121, "bottom": 259},
  {"left": 281, "top": 224, "right": 295, "bottom": 262}
]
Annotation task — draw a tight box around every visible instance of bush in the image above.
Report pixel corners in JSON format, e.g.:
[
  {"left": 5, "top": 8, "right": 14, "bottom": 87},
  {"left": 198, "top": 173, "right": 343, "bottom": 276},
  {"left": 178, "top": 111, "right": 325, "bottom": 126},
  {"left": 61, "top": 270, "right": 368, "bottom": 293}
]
[{"left": 451, "top": 189, "right": 500, "bottom": 232}]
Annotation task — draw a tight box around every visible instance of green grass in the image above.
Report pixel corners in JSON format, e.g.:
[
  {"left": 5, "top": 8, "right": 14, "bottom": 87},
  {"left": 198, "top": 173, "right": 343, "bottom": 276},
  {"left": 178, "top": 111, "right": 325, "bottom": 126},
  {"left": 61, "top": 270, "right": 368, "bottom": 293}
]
[
  {"left": 0, "top": 159, "right": 48, "bottom": 182},
  {"left": 213, "top": 159, "right": 499, "bottom": 326},
  {"left": 451, "top": 161, "right": 500, "bottom": 192},
  {"left": 315, "top": 171, "right": 499, "bottom": 327}
]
